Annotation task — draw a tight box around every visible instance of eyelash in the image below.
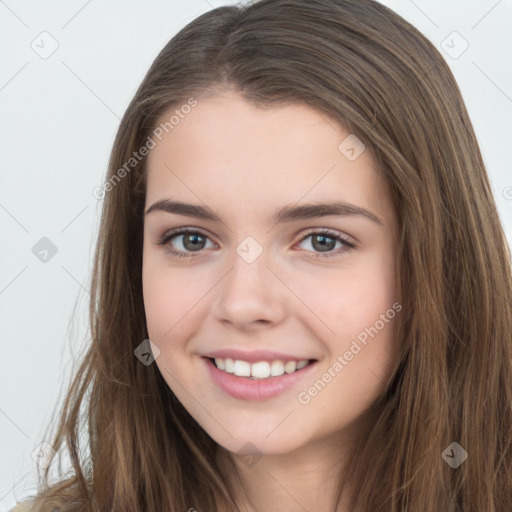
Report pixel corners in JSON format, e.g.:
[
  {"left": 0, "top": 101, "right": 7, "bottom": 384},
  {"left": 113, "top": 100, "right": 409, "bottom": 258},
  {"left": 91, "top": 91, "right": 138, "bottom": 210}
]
[{"left": 156, "top": 227, "right": 355, "bottom": 259}]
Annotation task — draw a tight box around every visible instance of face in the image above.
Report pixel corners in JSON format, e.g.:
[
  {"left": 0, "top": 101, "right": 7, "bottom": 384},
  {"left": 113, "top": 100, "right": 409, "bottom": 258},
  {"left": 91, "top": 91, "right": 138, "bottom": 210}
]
[{"left": 142, "top": 90, "right": 399, "bottom": 457}]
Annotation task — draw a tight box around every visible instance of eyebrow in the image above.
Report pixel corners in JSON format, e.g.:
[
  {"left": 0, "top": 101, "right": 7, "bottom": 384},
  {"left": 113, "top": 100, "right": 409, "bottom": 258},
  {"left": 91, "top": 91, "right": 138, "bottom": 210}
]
[{"left": 145, "top": 199, "right": 383, "bottom": 225}]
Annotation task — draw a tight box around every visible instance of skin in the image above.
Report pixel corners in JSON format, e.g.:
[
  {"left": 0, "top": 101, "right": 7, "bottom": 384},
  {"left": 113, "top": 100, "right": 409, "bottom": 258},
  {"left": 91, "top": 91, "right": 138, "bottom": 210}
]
[{"left": 142, "top": 89, "right": 399, "bottom": 512}]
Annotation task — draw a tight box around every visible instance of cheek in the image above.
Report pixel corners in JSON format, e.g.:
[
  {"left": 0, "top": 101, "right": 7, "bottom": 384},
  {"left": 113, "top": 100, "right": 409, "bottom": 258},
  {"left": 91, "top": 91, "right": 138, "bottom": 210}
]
[
  {"left": 314, "top": 262, "right": 398, "bottom": 411},
  {"left": 297, "top": 301, "right": 398, "bottom": 438},
  {"left": 141, "top": 254, "right": 208, "bottom": 345},
  {"left": 293, "top": 252, "right": 398, "bottom": 406},
  {"left": 142, "top": 265, "right": 207, "bottom": 391},
  {"left": 292, "top": 254, "right": 397, "bottom": 342}
]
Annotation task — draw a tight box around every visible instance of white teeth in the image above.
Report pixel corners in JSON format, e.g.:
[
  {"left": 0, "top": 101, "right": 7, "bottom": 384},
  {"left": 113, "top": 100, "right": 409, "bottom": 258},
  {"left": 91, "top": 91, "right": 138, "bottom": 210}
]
[
  {"left": 212, "top": 357, "right": 310, "bottom": 379},
  {"left": 284, "top": 361, "right": 297, "bottom": 373},
  {"left": 270, "top": 360, "right": 285, "bottom": 376},
  {"left": 233, "top": 360, "right": 251, "bottom": 377},
  {"left": 251, "top": 361, "right": 271, "bottom": 379},
  {"left": 297, "top": 360, "right": 308, "bottom": 370},
  {"left": 224, "top": 358, "right": 235, "bottom": 373}
]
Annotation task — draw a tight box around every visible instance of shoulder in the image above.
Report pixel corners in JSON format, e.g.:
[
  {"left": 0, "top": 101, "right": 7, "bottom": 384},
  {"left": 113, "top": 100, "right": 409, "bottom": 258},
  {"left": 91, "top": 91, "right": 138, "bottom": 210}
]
[{"left": 9, "top": 501, "right": 41, "bottom": 512}]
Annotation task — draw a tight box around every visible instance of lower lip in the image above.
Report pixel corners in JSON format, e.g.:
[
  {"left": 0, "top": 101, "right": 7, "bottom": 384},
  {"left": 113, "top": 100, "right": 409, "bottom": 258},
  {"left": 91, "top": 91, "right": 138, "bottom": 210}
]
[{"left": 203, "top": 357, "right": 317, "bottom": 401}]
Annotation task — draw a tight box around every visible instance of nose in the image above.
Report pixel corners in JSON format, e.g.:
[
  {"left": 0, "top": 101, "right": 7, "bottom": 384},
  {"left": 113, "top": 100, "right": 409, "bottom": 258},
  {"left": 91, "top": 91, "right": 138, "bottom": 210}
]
[{"left": 210, "top": 249, "right": 288, "bottom": 331}]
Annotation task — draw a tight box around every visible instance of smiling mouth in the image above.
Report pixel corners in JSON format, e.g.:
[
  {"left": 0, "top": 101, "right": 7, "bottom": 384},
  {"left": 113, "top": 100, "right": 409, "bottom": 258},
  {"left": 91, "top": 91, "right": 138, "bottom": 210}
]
[{"left": 208, "top": 357, "right": 316, "bottom": 380}]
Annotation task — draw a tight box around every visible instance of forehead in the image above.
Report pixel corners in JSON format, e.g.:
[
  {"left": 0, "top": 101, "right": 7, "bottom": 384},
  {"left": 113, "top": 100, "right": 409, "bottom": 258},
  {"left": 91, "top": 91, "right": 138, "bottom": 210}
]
[{"left": 145, "top": 91, "right": 392, "bottom": 223}]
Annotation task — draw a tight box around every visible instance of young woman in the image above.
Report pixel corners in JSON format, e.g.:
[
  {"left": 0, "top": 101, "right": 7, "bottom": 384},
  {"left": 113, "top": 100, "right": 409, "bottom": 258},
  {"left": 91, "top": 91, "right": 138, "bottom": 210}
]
[{"left": 12, "top": 0, "right": 512, "bottom": 510}]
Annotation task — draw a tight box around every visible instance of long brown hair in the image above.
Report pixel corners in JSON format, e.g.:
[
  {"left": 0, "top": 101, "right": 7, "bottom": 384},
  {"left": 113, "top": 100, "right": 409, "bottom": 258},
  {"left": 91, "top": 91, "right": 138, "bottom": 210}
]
[{"left": 27, "top": 0, "right": 512, "bottom": 510}]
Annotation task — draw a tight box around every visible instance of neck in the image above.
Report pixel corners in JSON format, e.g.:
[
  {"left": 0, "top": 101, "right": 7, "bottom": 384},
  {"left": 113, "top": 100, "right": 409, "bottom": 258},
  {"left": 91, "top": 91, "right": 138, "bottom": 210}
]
[{"left": 215, "top": 427, "right": 363, "bottom": 512}]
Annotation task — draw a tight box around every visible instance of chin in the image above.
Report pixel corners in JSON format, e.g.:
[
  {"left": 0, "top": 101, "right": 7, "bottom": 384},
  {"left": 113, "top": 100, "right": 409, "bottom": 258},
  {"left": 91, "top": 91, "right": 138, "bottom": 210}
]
[{"left": 200, "top": 418, "right": 311, "bottom": 457}]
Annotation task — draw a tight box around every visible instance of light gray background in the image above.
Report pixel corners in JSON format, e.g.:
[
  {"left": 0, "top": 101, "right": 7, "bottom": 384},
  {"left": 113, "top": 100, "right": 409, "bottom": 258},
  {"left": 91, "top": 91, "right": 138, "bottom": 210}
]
[{"left": 1, "top": 0, "right": 511, "bottom": 509}]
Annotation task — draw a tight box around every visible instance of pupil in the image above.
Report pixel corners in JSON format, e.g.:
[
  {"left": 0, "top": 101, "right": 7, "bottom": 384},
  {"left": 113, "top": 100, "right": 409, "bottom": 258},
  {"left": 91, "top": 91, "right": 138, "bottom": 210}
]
[
  {"left": 312, "top": 235, "right": 335, "bottom": 252},
  {"left": 184, "top": 234, "right": 205, "bottom": 251}
]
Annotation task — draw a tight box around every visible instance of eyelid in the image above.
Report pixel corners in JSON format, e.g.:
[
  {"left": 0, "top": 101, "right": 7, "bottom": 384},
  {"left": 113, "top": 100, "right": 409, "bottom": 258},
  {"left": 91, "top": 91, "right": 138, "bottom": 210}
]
[
  {"left": 297, "top": 227, "right": 356, "bottom": 246},
  {"left": 156, "top": 226, "right": 217, "bottom": 246}
]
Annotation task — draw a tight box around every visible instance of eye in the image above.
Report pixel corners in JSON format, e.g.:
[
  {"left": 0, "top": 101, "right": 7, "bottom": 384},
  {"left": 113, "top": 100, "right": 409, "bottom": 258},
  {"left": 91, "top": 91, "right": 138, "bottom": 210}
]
[
  {"left": 156, "top": 228, "right": 216, "bottom": 258},
  {"left": 295, "top": 229, "right": 355, "bottom": 257},
  {"left": 156, "top": 227, "right": 355, "bottom": 259}
]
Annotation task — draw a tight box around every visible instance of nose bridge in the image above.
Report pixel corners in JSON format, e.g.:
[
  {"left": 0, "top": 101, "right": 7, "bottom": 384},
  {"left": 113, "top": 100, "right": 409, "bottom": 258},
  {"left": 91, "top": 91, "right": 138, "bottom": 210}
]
[
  {"left": 227, "top": 241, "right": 274, "bottom": 302},
  {"left": 212, "top": 238, "right": 287, "bottom": 326}
]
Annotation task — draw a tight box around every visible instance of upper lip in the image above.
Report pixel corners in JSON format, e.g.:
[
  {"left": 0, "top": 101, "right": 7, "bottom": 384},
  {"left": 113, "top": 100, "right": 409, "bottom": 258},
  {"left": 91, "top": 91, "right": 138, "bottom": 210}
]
[{"left": 202, "top": 349, "right": 316, "bottom": 363}]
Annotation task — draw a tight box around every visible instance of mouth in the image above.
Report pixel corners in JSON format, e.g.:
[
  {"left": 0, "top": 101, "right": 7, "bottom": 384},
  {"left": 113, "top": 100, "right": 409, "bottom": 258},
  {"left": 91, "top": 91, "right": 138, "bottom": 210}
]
[
  {"left": 202, "top": 356, "right": 318, "bottom": 401},
  {"left": 209, "top": 357, "right": 314, "bottom": 379}
]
